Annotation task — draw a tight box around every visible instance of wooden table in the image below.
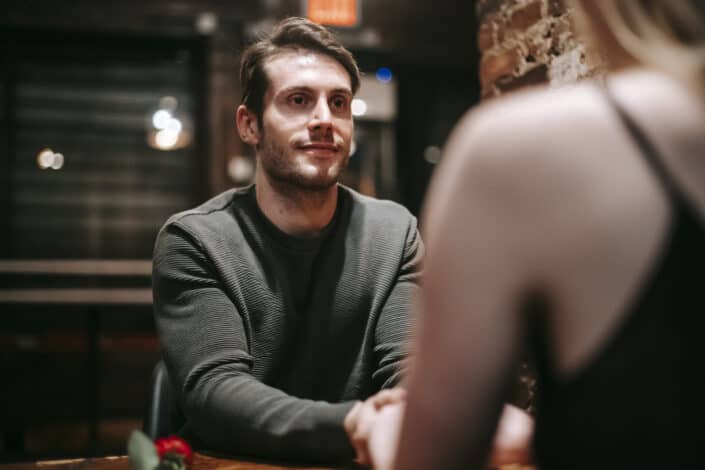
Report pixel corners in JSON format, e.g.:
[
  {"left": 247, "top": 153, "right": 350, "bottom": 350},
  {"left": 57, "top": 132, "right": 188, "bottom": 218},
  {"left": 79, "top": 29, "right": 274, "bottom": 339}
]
[
  {"left": 0, "top": 454, "right": 344, "bottom": 470},
  {"left": 0, "top": 454, "right": 536, "bottom": 470},
  {"left": 0, "top": 453, "right": 338, "bottom": 470}
]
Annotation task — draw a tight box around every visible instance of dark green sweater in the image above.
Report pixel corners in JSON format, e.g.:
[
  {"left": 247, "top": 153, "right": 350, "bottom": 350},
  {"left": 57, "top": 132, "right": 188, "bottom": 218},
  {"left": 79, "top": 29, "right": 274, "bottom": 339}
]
[{"left": 152, "top": 185, "right": 422, "bottom": 463}]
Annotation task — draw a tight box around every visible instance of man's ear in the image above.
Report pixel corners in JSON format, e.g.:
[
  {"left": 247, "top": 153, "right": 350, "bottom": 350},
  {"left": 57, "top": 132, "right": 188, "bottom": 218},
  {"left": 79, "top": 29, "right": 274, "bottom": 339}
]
[{"left": 236, "top": 105, "right": 260, "bottom": 146}]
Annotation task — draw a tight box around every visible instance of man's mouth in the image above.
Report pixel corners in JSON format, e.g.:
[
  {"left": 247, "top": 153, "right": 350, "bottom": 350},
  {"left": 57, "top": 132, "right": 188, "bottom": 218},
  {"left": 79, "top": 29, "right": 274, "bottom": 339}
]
[{"left": 299, "top": 143, "right": 340, "bottom": 155}]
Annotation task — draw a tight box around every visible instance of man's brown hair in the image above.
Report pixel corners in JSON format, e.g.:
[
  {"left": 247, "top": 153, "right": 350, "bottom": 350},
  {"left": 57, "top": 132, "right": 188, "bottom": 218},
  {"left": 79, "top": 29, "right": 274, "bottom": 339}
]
[{"left": 239, "top": 17, "right": 361, "bottom": 122}]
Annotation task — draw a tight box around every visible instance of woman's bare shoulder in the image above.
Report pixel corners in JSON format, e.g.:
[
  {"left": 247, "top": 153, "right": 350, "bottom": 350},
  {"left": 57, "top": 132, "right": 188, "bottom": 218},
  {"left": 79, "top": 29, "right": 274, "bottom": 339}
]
[
  {"left": 441, "top": 69, "right": 705, "bottom": 199},
  {"left": 446, "top": 82, "right": 608, "bottom": 166},
  {"left": 424, "top": 77, "right": 669, "bottom": 267},
  {"left": 430, "top": 81, "right": 613, "bottom": 218},
  {"left": 424, "top": 82, "right": 611, "bottom": 246}
]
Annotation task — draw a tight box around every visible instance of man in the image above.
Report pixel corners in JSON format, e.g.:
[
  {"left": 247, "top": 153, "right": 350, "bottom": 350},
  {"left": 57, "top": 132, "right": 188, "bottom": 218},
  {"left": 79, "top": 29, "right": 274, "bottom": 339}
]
[{"left": 152, "top": 17, "right": 421, "bottom": 463}]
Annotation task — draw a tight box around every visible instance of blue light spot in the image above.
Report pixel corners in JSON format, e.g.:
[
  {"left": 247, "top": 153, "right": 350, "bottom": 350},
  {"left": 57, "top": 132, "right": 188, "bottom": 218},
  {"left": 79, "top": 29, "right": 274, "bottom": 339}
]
[{"left": 376, "top": 67, "right": 393, "bottom": 83}]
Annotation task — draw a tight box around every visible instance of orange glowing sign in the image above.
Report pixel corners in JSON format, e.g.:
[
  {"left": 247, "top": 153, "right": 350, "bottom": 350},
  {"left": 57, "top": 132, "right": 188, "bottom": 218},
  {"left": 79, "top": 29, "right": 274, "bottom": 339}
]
[{"left": 306, "top": 0, "right": 359, "bottom": 27}]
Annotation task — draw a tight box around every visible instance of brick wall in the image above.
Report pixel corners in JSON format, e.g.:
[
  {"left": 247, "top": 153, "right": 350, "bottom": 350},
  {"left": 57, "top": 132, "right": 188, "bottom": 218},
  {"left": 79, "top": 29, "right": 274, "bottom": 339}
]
[{"left": 476, "top": 0, "right": 604, "bottom": 98}]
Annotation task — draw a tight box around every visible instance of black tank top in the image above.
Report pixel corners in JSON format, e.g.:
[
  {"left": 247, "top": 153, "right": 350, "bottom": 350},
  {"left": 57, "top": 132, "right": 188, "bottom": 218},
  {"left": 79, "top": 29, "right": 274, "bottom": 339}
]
[{"left": 532, "top": 85, "right": 705, "bottom": 469}]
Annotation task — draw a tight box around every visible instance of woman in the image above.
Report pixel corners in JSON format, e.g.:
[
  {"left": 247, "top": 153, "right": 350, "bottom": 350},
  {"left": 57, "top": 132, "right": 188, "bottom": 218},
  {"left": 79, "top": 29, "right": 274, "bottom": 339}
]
[{"left": 367, "top": 1, "right": 705, "bottom": 469}]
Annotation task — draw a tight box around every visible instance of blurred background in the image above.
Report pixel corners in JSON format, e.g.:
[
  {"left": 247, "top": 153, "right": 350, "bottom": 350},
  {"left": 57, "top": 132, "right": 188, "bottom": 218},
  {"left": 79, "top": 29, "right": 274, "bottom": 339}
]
[{"left": 0, "top": 0, "right": 599, "bottom": 462}]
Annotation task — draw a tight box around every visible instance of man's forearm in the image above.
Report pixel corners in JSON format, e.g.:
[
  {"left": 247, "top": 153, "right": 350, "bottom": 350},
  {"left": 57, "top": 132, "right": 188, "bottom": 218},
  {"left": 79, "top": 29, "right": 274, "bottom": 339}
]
[{"left": 181, "top": 367, "right": 357, "bottom": 462}]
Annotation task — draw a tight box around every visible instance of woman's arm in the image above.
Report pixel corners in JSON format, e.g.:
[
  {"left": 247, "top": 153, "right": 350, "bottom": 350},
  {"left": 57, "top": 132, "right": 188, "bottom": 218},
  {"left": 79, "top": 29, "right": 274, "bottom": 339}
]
[{"left": 390, "top": 107, "right": 544, "bottom": 470}]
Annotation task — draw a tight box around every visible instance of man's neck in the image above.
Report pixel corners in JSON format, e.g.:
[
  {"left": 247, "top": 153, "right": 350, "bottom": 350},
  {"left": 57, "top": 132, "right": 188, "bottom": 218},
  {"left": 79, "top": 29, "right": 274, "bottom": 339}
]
[{"left": 255, "top": 172, "right": 339, "bottom": 238}]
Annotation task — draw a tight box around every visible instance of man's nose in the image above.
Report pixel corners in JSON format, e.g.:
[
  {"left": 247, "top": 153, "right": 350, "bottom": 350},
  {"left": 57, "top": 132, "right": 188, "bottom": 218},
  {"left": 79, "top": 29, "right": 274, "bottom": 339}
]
[{"left": 308, "top": 97, "right": 333, "bottom": 132}]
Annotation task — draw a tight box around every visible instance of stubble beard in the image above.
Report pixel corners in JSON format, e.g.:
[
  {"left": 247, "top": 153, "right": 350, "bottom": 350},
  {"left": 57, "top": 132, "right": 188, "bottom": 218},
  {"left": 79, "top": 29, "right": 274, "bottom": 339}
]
[{"left": 257, "top": 131, "right": 349, "bottom": 193}]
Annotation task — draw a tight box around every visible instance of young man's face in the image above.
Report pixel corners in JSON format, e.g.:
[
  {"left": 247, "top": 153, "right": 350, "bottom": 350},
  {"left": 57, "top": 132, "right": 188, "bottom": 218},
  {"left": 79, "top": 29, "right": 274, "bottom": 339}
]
[{"left": 256, "top": 50, "right": 354, "bottom": 191}]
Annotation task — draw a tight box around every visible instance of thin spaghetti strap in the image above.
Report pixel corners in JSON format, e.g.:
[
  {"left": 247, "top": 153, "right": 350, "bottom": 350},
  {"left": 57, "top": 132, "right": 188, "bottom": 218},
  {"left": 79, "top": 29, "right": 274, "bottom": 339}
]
[{"left": 600, "top": 82, "right": 683, "bottom": 204}]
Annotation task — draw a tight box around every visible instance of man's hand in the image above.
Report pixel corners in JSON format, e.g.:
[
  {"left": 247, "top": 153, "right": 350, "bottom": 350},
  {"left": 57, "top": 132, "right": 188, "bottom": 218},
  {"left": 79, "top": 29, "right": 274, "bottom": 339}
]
[{"left": 344, "top": 388, "right": 407, "bottom": 466}]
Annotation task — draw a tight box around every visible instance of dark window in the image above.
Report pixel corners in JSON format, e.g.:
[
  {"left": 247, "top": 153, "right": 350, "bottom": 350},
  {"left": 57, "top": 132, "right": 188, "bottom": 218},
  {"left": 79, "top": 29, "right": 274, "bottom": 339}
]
[{"left": 0, "top": 30, "right": 206, "bottom": 259}]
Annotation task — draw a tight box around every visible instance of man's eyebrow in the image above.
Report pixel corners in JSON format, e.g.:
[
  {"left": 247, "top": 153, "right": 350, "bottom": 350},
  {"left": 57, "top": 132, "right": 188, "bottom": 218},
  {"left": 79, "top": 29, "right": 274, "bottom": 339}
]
[
  {"left": 278, "top": 86, "right": 312, "bottom": 95},
  {"left": 277, "top": 86, "right": 352, "bottom": 96},
  {"left": 330, "top": 87, "right": 353, "bottom": 97}
]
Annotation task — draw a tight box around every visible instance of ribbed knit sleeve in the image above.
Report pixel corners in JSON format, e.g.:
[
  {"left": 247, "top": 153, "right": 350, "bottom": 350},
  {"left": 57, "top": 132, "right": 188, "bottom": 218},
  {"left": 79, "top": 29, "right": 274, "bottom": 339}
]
[
  {"left": 153, "top": 221, "right": 356, "bottom": 463},
  {"left": 373, "top": 220, "right": 424, "bottom": 389}
]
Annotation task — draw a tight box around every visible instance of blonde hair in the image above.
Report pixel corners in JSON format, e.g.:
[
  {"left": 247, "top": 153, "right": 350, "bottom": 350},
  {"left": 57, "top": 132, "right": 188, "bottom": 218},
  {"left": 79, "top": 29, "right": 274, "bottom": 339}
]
[{"left": 595, "top": 1, "right": 705, "bottom": 87}]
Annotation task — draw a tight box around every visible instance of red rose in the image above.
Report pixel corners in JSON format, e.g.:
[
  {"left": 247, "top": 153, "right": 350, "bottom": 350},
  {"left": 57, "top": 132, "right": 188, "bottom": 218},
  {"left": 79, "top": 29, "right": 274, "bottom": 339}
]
[{"left": 154, "top": 436, "right": 194, "bottom": 466}]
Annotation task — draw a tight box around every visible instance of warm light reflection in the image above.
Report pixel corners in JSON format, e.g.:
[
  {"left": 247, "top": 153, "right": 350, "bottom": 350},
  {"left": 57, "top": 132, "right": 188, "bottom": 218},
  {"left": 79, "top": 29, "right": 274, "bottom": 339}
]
[
  {"left": 37, "top": 149, "right": 53, "bottom": 169},
  {"left": 36, "top": 148, "right": 65, "bottom": 170},
  {"left": 307, "top": 0, "right": 358, "bottom": 27},
  {"left": 227, "top": 155, "right": 255, "bottom": 184},
  {"left": 147, "top": 96, "right": 191, "bottom": 151},
  {"left": 196, "top": 12, "right": 218, "bottom": 35},
  {"left": 155, "top": 129, "right": 180, "bottom": 149},
  {"left": 351, "top": 98, "right": 367, "bottom": 117}
]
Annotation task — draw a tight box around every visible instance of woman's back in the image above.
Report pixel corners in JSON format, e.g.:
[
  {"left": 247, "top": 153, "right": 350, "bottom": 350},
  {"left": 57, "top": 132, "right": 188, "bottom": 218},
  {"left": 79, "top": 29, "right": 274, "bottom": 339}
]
[
  {"left": 390, "top": 69, "right": 705, "bottom": 469},
  {"left": 365, "top": 4, "right": 705, "bottom": 468},
  {"left": 533, "top": 71, "right": 705, "bottom": 377},
  {"left": 526, "top": 71, "right": 705, "bottom": 468}
]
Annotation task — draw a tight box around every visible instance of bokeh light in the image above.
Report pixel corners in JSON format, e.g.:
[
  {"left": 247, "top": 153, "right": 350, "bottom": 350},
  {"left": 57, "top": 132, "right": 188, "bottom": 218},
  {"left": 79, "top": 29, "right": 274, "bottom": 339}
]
[
  {"left": 351, "top": 98, "right": 368, "bottom": 117},
  {"left": 375, "top": 67, "right": 393, "bottom": 83}
]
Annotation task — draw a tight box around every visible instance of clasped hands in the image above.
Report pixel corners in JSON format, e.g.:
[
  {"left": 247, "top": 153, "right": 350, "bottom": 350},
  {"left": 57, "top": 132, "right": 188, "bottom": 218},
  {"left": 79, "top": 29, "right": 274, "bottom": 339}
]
[{"left": 343, "top": 388, "right": 534, "bottom": 469}]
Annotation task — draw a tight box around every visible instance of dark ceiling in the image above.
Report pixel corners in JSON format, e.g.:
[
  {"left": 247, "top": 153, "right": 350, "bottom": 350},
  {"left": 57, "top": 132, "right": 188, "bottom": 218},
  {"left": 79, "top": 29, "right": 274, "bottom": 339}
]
[{"left": 0, "top": 0, "right": 477, "bottom": 68}]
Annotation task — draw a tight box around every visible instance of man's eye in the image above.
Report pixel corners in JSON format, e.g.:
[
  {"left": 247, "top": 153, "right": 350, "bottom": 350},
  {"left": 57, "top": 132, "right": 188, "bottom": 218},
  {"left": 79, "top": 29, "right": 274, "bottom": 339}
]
[
  {"left": 331, "top": 97, "right": 348, "bottom": 110},
  {"left": 290, "top": 94, "right": 308, "bottom": 106}
]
